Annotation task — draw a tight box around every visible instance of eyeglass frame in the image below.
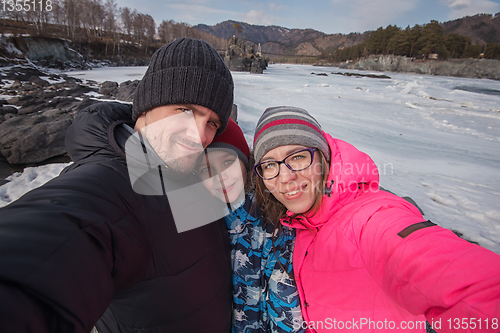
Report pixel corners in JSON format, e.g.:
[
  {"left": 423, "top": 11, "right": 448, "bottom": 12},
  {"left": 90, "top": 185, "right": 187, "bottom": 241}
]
[{"left": 254, "top": 148, "right": 316, "bottom": 180}]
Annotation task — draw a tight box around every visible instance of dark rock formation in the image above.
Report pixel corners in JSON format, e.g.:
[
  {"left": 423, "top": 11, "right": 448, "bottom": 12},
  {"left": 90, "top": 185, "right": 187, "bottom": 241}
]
[
  {"left": 98, "top": 80, "right": 138, "bottom": 102},
  {"left": 0, "top": 35, "right": 152, "bottom": 70},
  {"left": 0, "top": 65, "right": 140, "bottom": 165},
  {"left": 12, "top": 36, "right": 89, "bottom": 70},
  {"left": 99, "top": 81, "right": 119, "bottom": 96},
  {"left": 0, "top": 65, "right": 239, "bottom": 169},
  {"left": 0, "top": 109, "right": 73, "bottom": 164},
  {"left": 224, "top": 36, "right": 268, "bottom": 74},
  {"left": 330, "top": 71, "right": 391, "bottom": 79}
]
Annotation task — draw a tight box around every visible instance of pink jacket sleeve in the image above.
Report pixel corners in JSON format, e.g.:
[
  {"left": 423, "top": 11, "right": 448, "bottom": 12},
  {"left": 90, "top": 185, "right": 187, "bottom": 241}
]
[{"left": 358, "top": 204, "right": 500, "bottom": 333}]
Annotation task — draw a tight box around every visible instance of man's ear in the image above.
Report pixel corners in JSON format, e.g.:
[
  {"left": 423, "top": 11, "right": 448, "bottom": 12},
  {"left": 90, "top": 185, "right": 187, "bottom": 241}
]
[{"left": 134, "top": 113, "right": 147, "bottom": 132}]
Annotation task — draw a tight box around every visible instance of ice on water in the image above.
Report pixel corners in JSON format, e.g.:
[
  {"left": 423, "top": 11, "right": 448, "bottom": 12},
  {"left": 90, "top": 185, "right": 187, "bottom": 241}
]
[{"left": 1, "top": 64, "right": 499, "bottom": 253}]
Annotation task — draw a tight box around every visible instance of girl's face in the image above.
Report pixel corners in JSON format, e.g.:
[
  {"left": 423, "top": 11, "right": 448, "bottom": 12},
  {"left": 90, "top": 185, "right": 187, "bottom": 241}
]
[
  {"left": 197, "top": 150, "right": 247, "bottom": 204},
  {"left": 260, "top": 145, "right": 323, "bottom": 214}
]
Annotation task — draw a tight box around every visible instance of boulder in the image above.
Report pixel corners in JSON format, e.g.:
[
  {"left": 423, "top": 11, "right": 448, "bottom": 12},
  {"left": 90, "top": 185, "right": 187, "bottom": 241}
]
[
  {"left": 0, "top": 106, "right": 18, "bottom": 116},
  {"left": 111, "top": 80, "right": 138, "bottom": 102},
  {"left": 28, "top": 76, "right": 49, "bottom": 87},
  {"left": 0, "top": 112, "right": 73, "bottom": 164},
  {"left": 6, "top": 97, "right": 19, "bottom": 104},
  {"left": 100, "top": 81, "right": 119, "bottom": 95},
  {"left": 18, "top": 105, "right": 38, "bottom": 115},
  {"left": 251, "top": 58, "right": 268, "bottom": 74}
]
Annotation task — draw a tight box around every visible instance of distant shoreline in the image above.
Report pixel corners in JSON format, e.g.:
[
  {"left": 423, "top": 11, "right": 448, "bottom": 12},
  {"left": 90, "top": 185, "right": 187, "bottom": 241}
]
[{"left": 316, "top": 55, "right": 500, "bottom": 81}]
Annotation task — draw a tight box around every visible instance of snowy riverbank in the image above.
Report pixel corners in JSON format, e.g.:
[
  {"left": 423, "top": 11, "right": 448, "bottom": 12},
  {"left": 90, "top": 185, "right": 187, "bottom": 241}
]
[{"left": 1, "top": 63, "right": 499, "bottom": 254}]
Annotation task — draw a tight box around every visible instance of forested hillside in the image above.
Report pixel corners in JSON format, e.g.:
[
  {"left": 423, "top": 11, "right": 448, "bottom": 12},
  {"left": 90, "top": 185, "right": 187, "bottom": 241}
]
[
  {"left": 196, "top": 15, "right": 500, "bottom": 61},
  {"left": 0, "top": 0, "right": 227, "bottom": 64},
  {"left": 321, "top": 18, "right": 500, "bottom": 62}
]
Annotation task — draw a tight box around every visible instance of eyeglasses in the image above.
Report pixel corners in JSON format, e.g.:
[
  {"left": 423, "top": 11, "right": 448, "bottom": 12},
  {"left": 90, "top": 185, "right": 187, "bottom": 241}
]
[{"left": 254, "top": 148, "right": 315, "bottom": 180}]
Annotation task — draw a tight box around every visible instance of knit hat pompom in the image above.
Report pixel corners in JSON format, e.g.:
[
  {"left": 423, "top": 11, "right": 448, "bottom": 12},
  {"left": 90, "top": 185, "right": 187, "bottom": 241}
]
[
  {"left": 253, "top": 106, "right": 330, "bottom": 164},
  {"left": 133, "top": 38, "right": 234, "bottom": 136},
  {"left": 206, "top": 118, "right": 250, "bottom": 170}
]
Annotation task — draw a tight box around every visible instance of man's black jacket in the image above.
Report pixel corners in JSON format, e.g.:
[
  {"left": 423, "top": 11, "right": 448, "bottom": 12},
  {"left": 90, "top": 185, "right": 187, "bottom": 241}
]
[{"left": 0, "top": 102, "right": 232, "bottom": 333}]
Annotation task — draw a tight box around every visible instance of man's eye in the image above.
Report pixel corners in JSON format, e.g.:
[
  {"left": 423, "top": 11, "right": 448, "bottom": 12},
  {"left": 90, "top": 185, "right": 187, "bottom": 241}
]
[
  {"left": 181, "top": 108, "right": 193, "bottom": 114},
  {"left": 224, "top": 159, "right": 235, "bottom": 165},
  {"left": 199, "top": 167, "right": 210, "bottom": 174},
  {"left": 208, "top": 120, "right": 219, "bottom": 129}
]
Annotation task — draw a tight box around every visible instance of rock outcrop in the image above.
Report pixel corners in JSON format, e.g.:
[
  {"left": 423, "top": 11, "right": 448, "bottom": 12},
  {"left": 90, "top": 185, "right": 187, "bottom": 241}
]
[
  {"left": 0, "top": 35, "right": 152, "bottom": 70},
  {"left": 330, "top": 55, "right": 500, "bottom": 81},
  {"left": 0, "top": 66, "right": 137, "bottom": 165},
  {"left": 224, "top": 36, "right": 268, "bottom": 74},
  {"left": 1, "top": 36, "right": 89, "bottom": 69},
  {"left": 0, "top": 65, "right": 239, "bottom": 168},
  {"left": 19, "top": 36, "right": 88, "bottom": 69}
]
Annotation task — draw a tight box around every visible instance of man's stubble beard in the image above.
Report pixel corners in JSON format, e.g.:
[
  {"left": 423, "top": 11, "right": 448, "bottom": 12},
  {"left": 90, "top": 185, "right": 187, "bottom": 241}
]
[
  {"left": 153, "top": 137, "right": 203, "bottom": 176},
  {"left": 142, "top": 120, "right": 204, "bottom": 176},
  {"left": 161, "top": 150, "right": 200, "bottom": 175}
]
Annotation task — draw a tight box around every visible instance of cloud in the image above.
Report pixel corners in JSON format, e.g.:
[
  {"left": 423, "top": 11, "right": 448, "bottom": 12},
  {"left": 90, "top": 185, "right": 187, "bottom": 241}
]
[
  {"left": 163, "top": 2, "right": 279, "bottom": 26},
  {"left": 240, "top": 9, "right": 276, "bottom": 25},
  {"left": 268, "top": 3, "right": 286, "bottom": 11},
  {"left": 346, "top": 0, "right": 416, "bottom": 31},
  {"left": 441, "top": 0, "right": 500, "bottom": 19},
  {"left": 163, "top": 3, "right": 238, "bottom": 22}
]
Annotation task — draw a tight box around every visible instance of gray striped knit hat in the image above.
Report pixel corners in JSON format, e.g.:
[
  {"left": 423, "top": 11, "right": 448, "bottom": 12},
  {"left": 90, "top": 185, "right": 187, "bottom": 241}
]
[
  {"left": 133, "top": 38, "right": 234, "bottom": 136},
  {"left": 253, "top": 106, "right": 330, "bottom": 163}
]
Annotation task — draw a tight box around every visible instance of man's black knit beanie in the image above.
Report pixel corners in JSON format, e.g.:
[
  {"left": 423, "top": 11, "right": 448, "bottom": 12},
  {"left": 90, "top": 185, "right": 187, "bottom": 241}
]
[{"left": 132, "top": 37, "right": 234, "bottom": 135}]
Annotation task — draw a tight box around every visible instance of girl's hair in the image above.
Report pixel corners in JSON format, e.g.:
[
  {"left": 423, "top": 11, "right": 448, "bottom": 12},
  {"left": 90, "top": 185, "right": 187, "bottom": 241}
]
[
  {"left": 254, "top": 149, "right": 329, "bottom": 229},
  {"left": 244, "top": 151, "right": 256, "bottom": 194}
]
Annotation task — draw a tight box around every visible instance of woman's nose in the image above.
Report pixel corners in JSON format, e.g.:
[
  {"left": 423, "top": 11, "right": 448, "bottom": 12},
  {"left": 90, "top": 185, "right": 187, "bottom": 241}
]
[{"left": 278, "top": 163, "right": 296, "bottom": 183}]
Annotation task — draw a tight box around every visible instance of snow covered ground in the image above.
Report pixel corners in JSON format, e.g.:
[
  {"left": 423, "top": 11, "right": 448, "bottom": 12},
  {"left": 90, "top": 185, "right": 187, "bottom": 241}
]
[{"left": 2, "top": 64, "right": 499, "bottom": 253}]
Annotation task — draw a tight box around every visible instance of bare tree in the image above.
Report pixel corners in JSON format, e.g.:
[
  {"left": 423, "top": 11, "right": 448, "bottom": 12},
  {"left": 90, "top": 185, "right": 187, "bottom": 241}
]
[
  {"left": 132, "top": 12, "right": 145, "bottom": 46},
  {"left": 63, "top": 0, "right": 79, "bottom": 39},
  {"left": 51, "top": 0, "right": 67, "bottom": 35},
  {"left": 84, "top": 0, "right": 105, "bottom": 40},
  {"left": 104, "top": 0, "right": 118, "bottom": 54},
  {"left": 158, "top": 20, "right": 175, "bottom": 44},
  {"left": 143, "top": 14, "right": 155, "bottom": 52},
  {"left": 120, "top": 7, "right": 134, "bottom": 41}
]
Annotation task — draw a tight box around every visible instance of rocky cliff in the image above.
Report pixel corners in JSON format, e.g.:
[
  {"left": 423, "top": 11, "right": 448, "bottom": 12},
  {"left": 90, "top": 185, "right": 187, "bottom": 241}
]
[
  {"left": 1, "top": 36, "right": 90, "bottom": 69},
  {"left": 224, "top": 36, "right": 268, "bottom": 73},
  {"left": 330, "top": 55, "right": 500, "bottom": 81},
  {"left": 0, "top": 35, "right": 152, "bottom": 70}
]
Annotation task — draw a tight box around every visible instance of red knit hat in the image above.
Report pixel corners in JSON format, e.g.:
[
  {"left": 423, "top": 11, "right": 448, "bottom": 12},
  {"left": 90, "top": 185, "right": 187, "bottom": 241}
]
[{"left": 206, "top": 118, "right": 250, "bottom": 170}]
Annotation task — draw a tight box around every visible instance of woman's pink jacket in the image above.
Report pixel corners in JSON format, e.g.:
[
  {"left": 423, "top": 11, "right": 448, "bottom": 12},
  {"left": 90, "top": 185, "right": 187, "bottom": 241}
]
[{"left": 283, "top": 134, "right": 500, "bottom": 332}]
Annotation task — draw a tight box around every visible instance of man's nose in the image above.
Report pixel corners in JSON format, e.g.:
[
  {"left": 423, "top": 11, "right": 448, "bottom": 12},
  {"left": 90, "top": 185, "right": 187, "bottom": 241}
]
[{"left": 184, "top": 117, "right": 204, "bottom": 146}]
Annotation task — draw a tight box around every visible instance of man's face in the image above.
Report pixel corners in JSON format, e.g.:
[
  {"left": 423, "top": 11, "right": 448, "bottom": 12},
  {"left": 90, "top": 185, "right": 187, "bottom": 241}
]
[{"left": 137, "top": 104, "right": 221, "bottom": 175}]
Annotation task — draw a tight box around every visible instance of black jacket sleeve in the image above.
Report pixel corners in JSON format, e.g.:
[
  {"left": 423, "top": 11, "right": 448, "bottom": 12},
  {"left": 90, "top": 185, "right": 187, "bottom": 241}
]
[{"left": 0, "top": 161, "right": 151, "bottom": 333}]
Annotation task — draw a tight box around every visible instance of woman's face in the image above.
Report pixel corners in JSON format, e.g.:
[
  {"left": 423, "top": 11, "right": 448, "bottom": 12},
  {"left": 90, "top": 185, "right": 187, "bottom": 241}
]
[
  {"left": 261, "top": 145, "right": 324, "bottom": 214},
  {"left": 197, "top": 150, "right": 247, "bottom": 204}
]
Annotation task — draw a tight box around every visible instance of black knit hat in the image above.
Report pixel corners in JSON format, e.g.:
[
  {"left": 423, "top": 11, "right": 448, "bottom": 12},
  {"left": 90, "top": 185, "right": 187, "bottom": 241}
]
[{"left": 133, "top": 38, "right": 234, "bottom": 135}]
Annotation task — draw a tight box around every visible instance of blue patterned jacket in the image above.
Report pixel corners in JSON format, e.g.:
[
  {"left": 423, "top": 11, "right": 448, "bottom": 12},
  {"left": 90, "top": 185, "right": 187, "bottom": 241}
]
[{"left": 225, "top": 192, "right": 305, "bottom": 333}]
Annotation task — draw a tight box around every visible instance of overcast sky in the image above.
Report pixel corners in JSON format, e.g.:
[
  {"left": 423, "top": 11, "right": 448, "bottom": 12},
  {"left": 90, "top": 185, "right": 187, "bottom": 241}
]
[{"left": 113, "top": 0, "right": 500, "bottom": 34}]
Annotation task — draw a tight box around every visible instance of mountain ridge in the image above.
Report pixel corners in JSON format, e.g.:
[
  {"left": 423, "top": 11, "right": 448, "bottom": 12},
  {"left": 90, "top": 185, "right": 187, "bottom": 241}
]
[{"left": 194, "top": 13, "right": 500, "bottom": 57}]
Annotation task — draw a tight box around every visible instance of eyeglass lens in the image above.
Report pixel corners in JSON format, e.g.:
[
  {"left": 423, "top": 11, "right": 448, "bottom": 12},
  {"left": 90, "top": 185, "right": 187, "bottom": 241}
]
[{"left": 256, "top": 149, "right": 313, "bottom": 179}]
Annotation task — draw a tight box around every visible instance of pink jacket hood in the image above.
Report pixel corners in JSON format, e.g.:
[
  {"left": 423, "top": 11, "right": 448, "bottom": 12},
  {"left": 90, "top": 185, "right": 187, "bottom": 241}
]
[{"left": 284, "top": 133, "right": 379, "bottom": 229}]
